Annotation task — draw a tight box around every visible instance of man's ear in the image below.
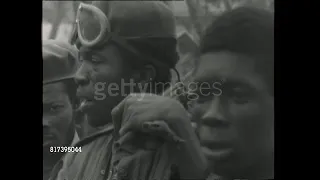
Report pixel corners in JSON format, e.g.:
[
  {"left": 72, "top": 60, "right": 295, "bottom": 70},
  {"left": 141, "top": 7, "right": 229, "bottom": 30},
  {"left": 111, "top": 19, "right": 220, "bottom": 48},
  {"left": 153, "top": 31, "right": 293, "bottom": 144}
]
[
  {"left": 142, "top": 65, "right": 156, "bottom": 83},
  {"left": 132, "top": 65, "right": 156, "bottom": 83}
]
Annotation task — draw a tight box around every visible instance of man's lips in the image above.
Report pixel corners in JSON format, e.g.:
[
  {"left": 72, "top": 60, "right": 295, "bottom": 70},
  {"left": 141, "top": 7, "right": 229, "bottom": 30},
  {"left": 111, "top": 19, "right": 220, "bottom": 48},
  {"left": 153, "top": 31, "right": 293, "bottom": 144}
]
[
  {"left": 43, "top": 134, "right": 55, "bottom": 147},
  {"left": 78, "top": 99, "right": 95, "bottom": 112},
  {"left": 77, "top": 91, "right": 96, "bottom": 112},
  {"left": 201, "top": 146, "right": 232, "bottom": 160},
  {"left": 201, "top": 141, "right": 231, "bottom": 150},
  {"left": 43, "top": 134, "right": 54, "bottom": 140},
  {"left": 201, "top": 141, "right": 233, "bottom": 159},
  {"left": 43, "top": 141, "right": 51, "bottom": 147}
]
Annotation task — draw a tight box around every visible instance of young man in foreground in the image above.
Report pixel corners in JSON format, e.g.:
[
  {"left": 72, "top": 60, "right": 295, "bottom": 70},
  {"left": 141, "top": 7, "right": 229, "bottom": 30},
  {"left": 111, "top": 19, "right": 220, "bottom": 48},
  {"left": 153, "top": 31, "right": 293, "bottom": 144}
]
[{"left": 112, "top": 6, "right": 274, "bottom": 180}]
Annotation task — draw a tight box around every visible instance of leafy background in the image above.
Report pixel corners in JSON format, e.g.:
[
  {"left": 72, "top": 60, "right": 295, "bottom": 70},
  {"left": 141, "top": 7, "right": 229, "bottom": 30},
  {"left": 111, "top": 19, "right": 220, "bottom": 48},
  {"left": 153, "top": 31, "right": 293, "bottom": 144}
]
[{"left": 42, "top": 0, "right": 274, "bottom": 82}]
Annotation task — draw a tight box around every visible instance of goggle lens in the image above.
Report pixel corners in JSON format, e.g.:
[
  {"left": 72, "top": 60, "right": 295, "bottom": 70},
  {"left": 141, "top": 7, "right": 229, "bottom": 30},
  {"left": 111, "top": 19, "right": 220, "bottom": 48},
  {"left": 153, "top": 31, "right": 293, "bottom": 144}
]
[{"left": 78, "top": 9, "right": 102, "bottom": 42}]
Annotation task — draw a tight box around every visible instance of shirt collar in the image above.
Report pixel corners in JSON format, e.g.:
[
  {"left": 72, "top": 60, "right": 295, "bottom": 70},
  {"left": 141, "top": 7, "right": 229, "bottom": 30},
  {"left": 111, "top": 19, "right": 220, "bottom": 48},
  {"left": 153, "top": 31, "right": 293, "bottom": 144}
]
[{"left": 71, "top": 131, "right": 80, "bottom": 146}]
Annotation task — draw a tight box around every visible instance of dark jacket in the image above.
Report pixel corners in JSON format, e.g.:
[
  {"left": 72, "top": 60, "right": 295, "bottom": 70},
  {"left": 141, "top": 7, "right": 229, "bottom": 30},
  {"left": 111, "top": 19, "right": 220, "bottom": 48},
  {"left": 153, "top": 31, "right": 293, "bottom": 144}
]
[
  {"left": 49, "top": 124, "right": 182, "bottom": 180},
  {"left": 110, "top": 132, "right": 179, "bottom": 180},
  {"left": 49, "top": 124, "right": 114, "bottom": 180},
  {"left": 44, "top": 132, "right": 79, "bottom": 180}
]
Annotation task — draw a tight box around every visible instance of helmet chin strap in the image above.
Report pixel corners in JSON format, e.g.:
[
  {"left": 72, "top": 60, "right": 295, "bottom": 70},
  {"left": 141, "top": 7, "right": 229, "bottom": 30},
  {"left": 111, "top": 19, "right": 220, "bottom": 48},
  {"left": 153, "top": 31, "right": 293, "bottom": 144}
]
[
  {"left": 69, "top": 22, "right": 78, "bottom": 45},
  {"left": 172, "top": 67, "right": 181, "bottom": 82}
]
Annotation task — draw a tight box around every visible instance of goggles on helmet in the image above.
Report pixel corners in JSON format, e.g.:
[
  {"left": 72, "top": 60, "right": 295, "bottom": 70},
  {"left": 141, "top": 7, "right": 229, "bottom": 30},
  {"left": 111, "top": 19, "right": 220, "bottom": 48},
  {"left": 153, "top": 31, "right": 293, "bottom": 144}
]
[
  {"left": 71, "top": 4, "right": 189, "bottom": 109},
  {"left": 73, "top": 3, "right": 173, "bottom": 71},
  {"left": 75, "top": 3, "right": 110, "bottom": 47}
]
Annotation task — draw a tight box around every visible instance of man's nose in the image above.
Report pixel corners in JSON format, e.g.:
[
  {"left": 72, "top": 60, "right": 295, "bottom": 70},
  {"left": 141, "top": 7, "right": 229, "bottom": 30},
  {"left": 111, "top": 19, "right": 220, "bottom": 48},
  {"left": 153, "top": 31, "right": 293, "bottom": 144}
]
[
  {"left": 75, "top": 63, "right": 90, "bottom": 86},
  {"left": 201, "top": 97, "right": 228, "bottom": 127}
]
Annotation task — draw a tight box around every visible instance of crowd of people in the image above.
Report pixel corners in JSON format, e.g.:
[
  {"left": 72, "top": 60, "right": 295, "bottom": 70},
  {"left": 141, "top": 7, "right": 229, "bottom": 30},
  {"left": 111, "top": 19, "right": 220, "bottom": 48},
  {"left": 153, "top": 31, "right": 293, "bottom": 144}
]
[{"left": 43, "top": 1, "right": 274, "bottom": 180}]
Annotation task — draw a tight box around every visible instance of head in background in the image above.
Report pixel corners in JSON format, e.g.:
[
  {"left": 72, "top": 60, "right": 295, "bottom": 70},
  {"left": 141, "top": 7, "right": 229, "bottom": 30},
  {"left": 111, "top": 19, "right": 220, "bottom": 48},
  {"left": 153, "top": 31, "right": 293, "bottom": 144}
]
[{"left": 43, "top": 40, "right": 79, "bottom": 163}]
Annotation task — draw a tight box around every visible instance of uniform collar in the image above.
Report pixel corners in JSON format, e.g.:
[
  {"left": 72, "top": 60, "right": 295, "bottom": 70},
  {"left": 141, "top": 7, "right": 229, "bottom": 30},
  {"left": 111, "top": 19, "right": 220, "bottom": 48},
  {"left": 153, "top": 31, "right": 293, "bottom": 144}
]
[
  {"left": 96, "top": 123, "right": 114, "bottom": 131},
  {"left": 71, "top": 131, "right": 80, "bottom": 146}
]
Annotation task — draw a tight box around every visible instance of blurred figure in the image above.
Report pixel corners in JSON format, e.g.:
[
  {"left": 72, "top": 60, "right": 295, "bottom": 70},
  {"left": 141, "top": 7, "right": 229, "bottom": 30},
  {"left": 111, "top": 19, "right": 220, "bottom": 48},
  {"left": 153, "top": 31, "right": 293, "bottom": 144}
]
[
  {"left": 177, "top": 30, "right": 198, "bottom": 56},
  {"left": 49, "top": 1, "right": 179, "bottom": 180},
  {"left": 175, "top": 30, "right": 198, "bottom": 82},
  {"left": 43, "top": 40, "right": 80, "bottom": 180},
  {"left": 111, "top": 6, "right": 274, "bottom": 180}
]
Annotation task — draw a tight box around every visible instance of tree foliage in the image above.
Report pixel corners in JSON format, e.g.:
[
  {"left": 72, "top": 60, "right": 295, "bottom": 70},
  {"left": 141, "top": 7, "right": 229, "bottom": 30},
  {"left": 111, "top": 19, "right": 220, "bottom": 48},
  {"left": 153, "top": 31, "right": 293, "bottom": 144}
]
[
  {"left": 184, "top": 0, "right": 274, "bottom": 38},
  {"left": 176, "top": 0, "right": 274, "bottom": 81}
]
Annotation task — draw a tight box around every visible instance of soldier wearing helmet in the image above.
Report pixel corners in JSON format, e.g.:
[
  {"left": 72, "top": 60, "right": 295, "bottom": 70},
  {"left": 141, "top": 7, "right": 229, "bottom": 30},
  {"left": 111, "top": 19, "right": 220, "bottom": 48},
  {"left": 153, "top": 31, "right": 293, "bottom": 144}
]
[
  {"left": 43, "top": 40, "right": 80, "bottom": 180},
  {"left": 49, "top": 1, "right": 180, "bottom": 180}
]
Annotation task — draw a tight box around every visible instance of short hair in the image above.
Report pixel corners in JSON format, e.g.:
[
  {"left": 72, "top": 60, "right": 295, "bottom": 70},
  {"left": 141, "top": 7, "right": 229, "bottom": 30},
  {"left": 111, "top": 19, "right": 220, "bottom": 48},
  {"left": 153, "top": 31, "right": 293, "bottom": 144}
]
[{"left": 198, "top": 7, "right": 274, "bottom": 94}]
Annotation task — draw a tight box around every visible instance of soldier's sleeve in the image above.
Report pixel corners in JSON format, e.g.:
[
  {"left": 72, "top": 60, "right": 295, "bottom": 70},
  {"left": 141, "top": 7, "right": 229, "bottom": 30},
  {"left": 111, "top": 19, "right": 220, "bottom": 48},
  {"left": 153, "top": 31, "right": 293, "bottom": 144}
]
[{"left": 110, "top": 132, "right": 181, "bottom": 180}]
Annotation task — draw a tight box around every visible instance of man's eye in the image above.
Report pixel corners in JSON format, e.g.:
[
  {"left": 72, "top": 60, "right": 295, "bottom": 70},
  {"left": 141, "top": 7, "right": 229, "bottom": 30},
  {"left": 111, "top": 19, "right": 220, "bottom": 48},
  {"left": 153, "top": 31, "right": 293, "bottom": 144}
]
[
  {"left": 196, "top": 96, "right": 208, "bottom": 104},
  {"left": 91, "top": 55, "right": 103, "bottom": 63},
  {"left": 231, "top": 91, "right": 251, "bottom": 104},
  {"left": 233, "top": 96, "right": 249, "bottom": 104},
  {"left": 79, "top": 53, "right": 102, "bottom": 63},
  {"left": 196, "top": 92, "right": 214, "bottom": 104},
  {"left": 50, "top": 104, "right": 64, "bottom": 112},
  {"left": 91, "top": 57, "right": 99, "bottom": 62}
]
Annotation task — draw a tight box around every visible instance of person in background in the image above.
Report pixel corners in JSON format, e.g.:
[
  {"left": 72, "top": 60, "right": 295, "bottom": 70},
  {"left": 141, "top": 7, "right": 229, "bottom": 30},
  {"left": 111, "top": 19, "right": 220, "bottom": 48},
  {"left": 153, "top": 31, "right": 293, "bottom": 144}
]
[
  {"left": 43, "top": 40, "right": 80, "bottom": 180},
  {"left": 111, "top": 6, "right": 274, "bottom": 180},
  {"left": 49, "top": 1, "right": 179, "bottom": 180}
]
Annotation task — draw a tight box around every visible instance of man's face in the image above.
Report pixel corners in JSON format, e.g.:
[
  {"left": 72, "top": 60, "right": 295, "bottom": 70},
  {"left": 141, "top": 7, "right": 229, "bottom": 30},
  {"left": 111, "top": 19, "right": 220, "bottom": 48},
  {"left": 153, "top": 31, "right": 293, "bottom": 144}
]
[
  {"left": 43, "top": 82, "right": 73, "bottom": 150},
  {"left": 190, "top": 51, "right": 274, "bottom": 175},
  {"left": 76, "top": 44, "right": 131, "bottom": 127}
]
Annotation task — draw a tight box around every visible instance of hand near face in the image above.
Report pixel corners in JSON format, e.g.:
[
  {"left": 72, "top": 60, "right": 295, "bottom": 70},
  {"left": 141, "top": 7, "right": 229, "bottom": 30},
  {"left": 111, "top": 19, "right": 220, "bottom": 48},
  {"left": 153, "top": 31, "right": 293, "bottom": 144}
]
[
  {"left": 111, "top": 93, "right": 208, "bottom": 179},
  {"left": 112, "top": 93, "right": 188, "bottom": 140}
]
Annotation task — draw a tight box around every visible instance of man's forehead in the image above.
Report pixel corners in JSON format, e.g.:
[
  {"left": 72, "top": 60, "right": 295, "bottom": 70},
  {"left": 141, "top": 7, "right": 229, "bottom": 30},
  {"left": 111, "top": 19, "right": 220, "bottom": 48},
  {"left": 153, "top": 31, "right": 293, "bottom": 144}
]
[
  {"left": 196, "top": 52, "right": 251, "bottom": 75},
  {"left": 193, "top": 52, "right": 266, "bottom": 89},
  {"left": 43, "top": 82, "right": 66, "bottom": 92},
  {"left": 43, "top": 82, "right": 67, "bottom": 101},
  {"left": 79, "top": 45, "right": 121, "bottom": 58},
  {"left": 79, "top": 43, "right": 118, "bottom": 53},
  {"left": 79, "top": 46, "right": 92, "bottom": 53}
]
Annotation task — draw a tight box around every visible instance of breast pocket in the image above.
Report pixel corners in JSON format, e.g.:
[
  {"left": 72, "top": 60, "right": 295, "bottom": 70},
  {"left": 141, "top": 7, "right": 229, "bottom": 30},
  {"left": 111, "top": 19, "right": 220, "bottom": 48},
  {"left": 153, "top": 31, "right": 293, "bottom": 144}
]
[{"left": 55, "top": 152, "right": 81, "bottom": 180}]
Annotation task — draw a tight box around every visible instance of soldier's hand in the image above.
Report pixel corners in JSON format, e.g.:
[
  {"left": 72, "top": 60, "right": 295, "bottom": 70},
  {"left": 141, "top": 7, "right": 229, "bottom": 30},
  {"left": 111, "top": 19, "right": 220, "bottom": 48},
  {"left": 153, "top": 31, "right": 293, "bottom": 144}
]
[
  {"left": 111, "top": 93, "right": 208, "bottom": 179},
  {"left": 111, "top": 93, "right": 190, "bottom": 142}
]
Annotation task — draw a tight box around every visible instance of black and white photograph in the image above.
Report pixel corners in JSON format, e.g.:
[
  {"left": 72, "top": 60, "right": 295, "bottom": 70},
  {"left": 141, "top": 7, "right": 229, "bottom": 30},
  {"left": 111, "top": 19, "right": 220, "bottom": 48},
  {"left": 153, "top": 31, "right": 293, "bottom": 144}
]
[{"left": 42, "top": 1, "right": 274, "bottom": 179}]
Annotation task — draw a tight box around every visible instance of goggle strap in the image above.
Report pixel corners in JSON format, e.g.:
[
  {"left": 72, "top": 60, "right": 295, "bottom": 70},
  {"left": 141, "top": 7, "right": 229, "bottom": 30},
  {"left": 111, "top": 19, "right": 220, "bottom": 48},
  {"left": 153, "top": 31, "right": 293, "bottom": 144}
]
[{"left": 172, "top": 67, "right": 181, "bottom": 83}]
